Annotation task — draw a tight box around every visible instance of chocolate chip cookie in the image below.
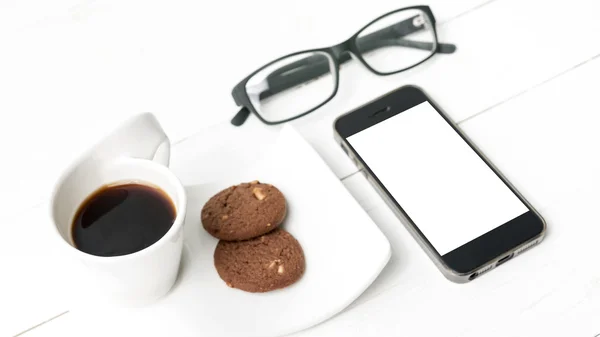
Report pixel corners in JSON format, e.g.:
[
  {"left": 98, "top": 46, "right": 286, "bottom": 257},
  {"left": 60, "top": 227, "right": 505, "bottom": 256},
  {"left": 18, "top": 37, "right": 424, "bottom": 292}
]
[
  {"left": 201, "top": 181, "right": 287, "bottom": 241},
  {"left": 214, "top": 228, "right": 305, "bottom": 292}
]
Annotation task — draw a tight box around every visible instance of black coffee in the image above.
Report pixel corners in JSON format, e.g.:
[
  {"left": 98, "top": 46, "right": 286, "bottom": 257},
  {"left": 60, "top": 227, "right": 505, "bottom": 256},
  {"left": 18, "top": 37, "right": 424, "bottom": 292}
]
[{"left": 72, "top": 183, "right": 176, "bottom": 257}]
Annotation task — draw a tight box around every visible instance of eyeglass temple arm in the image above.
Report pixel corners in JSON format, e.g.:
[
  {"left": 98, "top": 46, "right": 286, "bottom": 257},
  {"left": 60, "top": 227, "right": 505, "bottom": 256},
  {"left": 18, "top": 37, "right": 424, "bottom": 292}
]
[
  {"left": 231, "top": 107, "right": 251, "bottom": 126},
  {"left": 259, "top": 16, "right": 456, "bottom": 100}
]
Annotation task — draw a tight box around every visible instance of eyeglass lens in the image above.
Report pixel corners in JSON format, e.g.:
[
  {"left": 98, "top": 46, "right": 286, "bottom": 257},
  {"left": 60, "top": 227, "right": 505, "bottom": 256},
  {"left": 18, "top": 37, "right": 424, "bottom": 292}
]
[
  {"left": 245, "top": 51, "right": 337, "bottom": 123},
  {"left": 356, "top": 9, "right": 435, "bottom": 73}
]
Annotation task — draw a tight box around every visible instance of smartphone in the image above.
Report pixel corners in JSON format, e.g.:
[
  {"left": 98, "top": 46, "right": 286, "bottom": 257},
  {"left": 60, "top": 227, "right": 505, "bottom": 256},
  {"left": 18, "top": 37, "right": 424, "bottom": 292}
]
[{"left": 334, "top": 85, "right": 546, "bottom": 283}]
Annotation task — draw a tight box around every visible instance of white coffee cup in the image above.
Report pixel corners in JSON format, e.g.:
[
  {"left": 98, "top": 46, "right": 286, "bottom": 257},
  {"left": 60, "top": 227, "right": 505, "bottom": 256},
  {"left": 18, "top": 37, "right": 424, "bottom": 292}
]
[{"left": 50, "top": 113, "right": 187, "bottom": 307}]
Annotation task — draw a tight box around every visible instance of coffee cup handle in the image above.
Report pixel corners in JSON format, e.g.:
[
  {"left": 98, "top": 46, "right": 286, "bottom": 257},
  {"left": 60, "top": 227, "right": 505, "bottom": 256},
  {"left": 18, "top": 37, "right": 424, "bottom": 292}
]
[
  {"left": 94, "top": 112, "right": 172, "bottom": 167},
  {"left": 152, "top": 138, "right": 171, "bottom": 166},
  {"left": 143, "top": 113, "right": 171, "bottom": 166}
]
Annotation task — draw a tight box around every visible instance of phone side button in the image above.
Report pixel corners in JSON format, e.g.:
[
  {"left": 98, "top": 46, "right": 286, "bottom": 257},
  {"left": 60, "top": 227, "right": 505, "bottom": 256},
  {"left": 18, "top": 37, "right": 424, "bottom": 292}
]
[{"left": 340, "top": 143, "right": 349, "bottom": 155}]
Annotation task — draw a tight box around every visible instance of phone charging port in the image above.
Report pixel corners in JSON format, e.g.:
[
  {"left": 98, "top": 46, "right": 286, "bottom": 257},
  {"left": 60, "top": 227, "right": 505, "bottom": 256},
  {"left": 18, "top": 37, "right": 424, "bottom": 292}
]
[{"left": 496, "top": 253, "right": 514, "bottom": 267}]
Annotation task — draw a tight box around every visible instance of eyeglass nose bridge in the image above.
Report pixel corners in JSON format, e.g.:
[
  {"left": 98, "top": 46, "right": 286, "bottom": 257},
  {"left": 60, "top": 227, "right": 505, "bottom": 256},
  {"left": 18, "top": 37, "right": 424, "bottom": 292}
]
[{"left": 329, "top": 40, "right": 356, "bottom": 61}]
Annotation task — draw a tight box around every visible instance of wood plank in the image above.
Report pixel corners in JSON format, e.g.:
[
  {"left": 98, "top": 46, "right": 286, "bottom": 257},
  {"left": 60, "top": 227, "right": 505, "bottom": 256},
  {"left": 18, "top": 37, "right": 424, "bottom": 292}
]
[
  {"left": 26, "top": 50, "right": 600, "bottom": 337},
  {"left": 8, "top": 0, "right": 600, "bottom": 335},
  {"left": 290, "top": 196, "right": 600, "bottom": 337},
  {"left": 288, "top": 43, "right": 600, "bottom": 337},
  {"left": 0, "top": 203, "right": 74, "bottom": 337},
  {"left": 293, "top": 0, "right": 600, "bottom": 179},
  {"left": 0, "top": 0, "right": 488, "bottom": 225}
]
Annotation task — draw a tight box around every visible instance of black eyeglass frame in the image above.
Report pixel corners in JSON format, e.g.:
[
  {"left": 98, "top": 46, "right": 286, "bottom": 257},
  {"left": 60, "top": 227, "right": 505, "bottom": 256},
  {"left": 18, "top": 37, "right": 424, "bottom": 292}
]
[{"left": 230, "top": 5, "right": 455, "bottom": 126}]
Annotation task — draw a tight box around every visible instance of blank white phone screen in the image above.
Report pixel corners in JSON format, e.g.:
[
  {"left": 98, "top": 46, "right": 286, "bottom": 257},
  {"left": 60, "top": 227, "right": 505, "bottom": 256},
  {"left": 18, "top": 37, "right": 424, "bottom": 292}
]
[{"left": 347, "top": 102, "right": 528, "bottom": 255}]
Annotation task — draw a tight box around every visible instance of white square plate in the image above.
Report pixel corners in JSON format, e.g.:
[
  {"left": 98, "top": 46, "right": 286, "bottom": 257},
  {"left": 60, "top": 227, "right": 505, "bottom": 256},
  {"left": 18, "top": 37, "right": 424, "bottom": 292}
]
[{"left": 83, "top": 125, "right": 390, "bottom": 337}]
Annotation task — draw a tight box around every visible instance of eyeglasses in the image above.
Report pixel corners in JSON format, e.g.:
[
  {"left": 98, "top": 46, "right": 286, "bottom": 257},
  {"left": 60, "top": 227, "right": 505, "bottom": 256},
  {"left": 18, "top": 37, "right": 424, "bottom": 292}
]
[{"left": 230, "top": 5, "right": 456, "bottom": 126}]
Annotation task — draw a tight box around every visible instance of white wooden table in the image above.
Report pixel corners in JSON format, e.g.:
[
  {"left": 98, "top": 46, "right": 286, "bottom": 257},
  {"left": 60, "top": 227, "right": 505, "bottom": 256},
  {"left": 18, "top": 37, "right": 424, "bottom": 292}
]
[{"left": 2, "top": 0, "right": 600, "bottom": 336}]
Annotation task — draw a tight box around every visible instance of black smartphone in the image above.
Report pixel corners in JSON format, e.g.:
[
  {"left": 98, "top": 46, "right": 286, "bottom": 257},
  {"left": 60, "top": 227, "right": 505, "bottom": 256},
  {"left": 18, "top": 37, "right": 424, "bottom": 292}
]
[{"left": 334, "top": 85, "right": 546, "bottom": 282}]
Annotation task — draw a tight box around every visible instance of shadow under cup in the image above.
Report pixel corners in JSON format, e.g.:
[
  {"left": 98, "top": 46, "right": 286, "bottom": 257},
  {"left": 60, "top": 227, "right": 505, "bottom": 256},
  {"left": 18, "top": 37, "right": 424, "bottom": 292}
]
[{"left": 51, "top": 157, "right": 187, "bottom": 306}]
